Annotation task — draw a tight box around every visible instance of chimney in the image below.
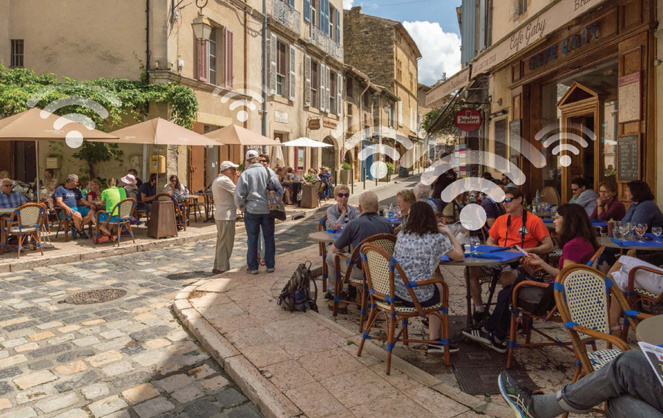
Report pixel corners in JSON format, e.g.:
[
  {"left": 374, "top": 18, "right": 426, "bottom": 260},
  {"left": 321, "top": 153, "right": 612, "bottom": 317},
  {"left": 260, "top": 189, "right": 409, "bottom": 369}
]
[{"left": 351, "top": 5, "right": 362, "bottom": 13}]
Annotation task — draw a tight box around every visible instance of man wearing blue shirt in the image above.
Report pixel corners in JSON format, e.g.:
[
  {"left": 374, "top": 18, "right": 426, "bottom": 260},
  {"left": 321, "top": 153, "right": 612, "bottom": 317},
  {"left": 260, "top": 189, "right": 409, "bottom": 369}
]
[
  {"left": 0, "top": 178, "right": 28, "bottom": 209},
  {"left": 54, "top": 174, "right": 94, "bottom": 239}
]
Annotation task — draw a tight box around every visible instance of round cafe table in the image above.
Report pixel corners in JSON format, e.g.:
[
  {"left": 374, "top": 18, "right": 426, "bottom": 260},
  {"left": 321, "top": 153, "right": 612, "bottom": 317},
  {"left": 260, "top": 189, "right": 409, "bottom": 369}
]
[
  {"left": 308, "top": 230, "right": 342, "bottom": 244},
  {"left": 636, "top": 315, "right": 663, "bottom": 345},
  {"left": 597, "top": 236, "right": 663, "bottom": 251}
]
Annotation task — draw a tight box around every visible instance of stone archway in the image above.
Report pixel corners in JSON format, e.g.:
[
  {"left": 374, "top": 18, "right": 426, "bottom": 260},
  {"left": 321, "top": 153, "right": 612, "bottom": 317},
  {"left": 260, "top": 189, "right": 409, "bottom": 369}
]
[{"left": 321, "top": 136, "right": 336, "bottom": 170}]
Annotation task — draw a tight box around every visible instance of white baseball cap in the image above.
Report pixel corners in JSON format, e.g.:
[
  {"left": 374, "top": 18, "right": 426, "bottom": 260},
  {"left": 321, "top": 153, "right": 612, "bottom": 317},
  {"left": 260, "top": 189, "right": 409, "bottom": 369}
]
[
  {"left": 245, "top": 150, "right": 260, "bottom": 160},
  {"left": 219, "top": 161, "right": 239, "bottom": 172}
]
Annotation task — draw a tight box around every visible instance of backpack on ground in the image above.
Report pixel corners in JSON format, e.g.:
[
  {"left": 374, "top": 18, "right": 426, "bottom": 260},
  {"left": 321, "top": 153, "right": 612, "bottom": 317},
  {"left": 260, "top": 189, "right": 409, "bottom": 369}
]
[{"left": 277, "top": 261, "right": 318, "bottom": 312}]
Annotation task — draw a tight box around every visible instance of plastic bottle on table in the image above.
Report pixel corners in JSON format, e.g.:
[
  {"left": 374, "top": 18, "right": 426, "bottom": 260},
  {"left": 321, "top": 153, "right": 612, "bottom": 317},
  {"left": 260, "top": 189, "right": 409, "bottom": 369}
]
[{"left": 388, "top": 204, "right": 394, "bottom": 219}]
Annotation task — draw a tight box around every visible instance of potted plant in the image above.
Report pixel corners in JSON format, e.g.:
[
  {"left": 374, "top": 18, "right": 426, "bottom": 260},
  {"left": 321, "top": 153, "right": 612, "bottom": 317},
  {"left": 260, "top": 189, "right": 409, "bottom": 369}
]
[{"left": 340, "top": 162, "right": 352, "bottom": 184}]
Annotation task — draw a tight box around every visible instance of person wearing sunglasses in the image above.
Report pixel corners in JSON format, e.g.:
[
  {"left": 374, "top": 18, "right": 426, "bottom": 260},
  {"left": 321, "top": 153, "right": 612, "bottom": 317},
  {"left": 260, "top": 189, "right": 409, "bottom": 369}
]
[
  {"left": 0, "top": 178, "right": 27, "bottom": 209},
  {"left": 570, "top": 177, "right": 598, "bottom": 216},
  {"left": 164, "top": 175, "right": 188, "bottom": 197},
  {"left": 466, "top": 188, "right": 553, "bottom": 328},
  {"left": 326, "top": 185, "right": 360, "bottom": 231}
]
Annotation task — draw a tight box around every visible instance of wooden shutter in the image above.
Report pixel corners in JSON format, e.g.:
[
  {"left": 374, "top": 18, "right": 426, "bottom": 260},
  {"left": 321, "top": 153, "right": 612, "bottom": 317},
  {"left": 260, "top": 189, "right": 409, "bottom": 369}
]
[
  {"left": 325, "top": 66, "right": 331, "bottom": 113},
  {"left": 304, "top": 54, "right": 311, "bottom": 107},
  {"left": 319, "top": 63, "right": 325, "bottom": 112},
  {"left": 224, "top": 28, "right": 234, "bottom": 88},
  {"left": 196, "top": 40, "right": 209, "bottom": 82},
  {"left": 335, "top": 9, "right": 340, "bottom": 43},
  {"left": 269, "top": 33, "right": 277, "bottom": 95},
  {"left": 289, "top": 44, "right": 296, "bottom": 101},
  {"left": 336, "top": 73, "right": 342, "bottom": 116},
  {"left": 320, "top": 0, "right": 328, "bottom": 34},
  {"left": 304, "top": 0, "right": 311, "bottom": 22},
  {"left": 398, "top": 100, "right": 402, "bottom": 126}
]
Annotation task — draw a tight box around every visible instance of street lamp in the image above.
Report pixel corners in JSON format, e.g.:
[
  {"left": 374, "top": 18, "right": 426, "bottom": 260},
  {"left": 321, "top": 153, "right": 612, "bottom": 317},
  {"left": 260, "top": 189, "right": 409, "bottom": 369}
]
[{"left": 191, "top": 0, "right": 212, "bottom": 41}]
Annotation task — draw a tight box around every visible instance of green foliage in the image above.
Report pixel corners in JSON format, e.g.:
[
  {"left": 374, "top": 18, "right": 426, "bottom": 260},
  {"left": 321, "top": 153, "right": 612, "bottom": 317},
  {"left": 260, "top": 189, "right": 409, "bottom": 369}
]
[
  {"left": 385, "top": 162, "right": 394, "bottom": 175},
  {"left": 0, "top": 65, "right": 198, "bottom": 177},
  {"left": 341, "top": 163, "right": 352, "bottom": 170},
  {"left": 421, "top": 97, "right": 465, "bottom": 136}
]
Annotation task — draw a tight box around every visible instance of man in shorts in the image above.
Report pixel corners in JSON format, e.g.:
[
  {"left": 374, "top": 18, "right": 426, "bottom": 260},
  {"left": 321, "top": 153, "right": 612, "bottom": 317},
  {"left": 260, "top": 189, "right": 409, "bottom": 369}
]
[{"left": 54, "top": 174, "right": 95, "bottom": 239}]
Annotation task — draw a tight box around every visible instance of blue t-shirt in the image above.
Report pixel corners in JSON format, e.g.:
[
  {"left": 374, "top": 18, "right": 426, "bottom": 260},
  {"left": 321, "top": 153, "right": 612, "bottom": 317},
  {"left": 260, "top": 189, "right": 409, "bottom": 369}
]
[
  {"left": 333, "top": 212, "right": 393, "bottom": 252},
  {"left": 54, "top": 186, "right": 82, "bottom": 208}
]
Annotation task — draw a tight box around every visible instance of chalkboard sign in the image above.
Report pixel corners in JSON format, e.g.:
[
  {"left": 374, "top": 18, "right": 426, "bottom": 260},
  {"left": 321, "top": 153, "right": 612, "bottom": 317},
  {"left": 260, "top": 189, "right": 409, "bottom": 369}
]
[{"left": 617, "top": 135, "right": 640, "bottom": 182}]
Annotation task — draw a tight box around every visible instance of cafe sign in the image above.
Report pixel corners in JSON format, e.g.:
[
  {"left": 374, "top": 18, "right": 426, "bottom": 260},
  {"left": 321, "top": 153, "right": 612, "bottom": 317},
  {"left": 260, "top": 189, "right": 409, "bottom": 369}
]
[
  {"left": 323, "top": 117, "right": 338, "bottom": 129},
  {"left": 455, "top": 108, "right": 482, "bottom": 132},
  {"left": 528, "top": 23, "right": 599, "bottom": 70}
]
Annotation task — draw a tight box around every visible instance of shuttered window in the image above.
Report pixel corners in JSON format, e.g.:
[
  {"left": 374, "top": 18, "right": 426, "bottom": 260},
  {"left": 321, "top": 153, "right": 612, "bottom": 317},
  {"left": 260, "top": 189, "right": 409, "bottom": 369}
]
[
  {"left": 336, "top": 73, "right": 342, "bottom": 116},
  {"left": 310, "top": 60, "right": 318, "bottom": 108},
  {"left": 224, "top": 28, "right": 234, "bottom": 88},
  {"left": 10, "top": 40, "right": 24, "bottom": 68},
  {"left": 335, "top": 9, "right": 340, "bottom": 43},
  {"left": 289, "top": 45, "right": 296, "bottom": 101},
  {"left": 329, "top": 70, "right": 336, "bottom": 114},
  {"left": 304, "top": 0, "right": 311, "bottom": 22},
  {"left": 276, "top": 41, "right": 287, "bottom": 96},
  {"left": 195, "top": 25, "right": 233, "bottom": 88}
]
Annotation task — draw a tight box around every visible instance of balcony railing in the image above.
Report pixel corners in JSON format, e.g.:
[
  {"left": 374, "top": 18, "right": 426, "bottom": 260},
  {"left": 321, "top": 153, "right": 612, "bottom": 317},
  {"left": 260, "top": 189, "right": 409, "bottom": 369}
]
[
  {"left": 310, "top": 25, "right": 344, "bottom": 61},
  {"left": 271, "top": 0, "right": 300, "bottom": 33}
]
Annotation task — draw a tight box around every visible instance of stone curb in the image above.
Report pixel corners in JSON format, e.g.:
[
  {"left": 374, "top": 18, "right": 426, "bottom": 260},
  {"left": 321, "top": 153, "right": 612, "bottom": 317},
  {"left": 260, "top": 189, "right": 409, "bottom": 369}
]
[{"left": 173, "top": 285, "right": 302, "bottom": 418}]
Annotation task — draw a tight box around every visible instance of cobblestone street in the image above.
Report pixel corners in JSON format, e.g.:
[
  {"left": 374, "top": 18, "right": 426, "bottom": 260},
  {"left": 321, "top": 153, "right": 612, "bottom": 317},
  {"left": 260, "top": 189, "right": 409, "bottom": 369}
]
[{"left": 0, "top": 215, "right": 321, "bottom": 417}]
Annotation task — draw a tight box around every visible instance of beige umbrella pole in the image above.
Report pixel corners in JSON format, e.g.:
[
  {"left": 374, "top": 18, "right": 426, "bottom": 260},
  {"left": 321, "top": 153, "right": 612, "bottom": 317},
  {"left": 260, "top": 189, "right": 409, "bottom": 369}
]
[{"left": 35, "top": 140, "right": 40, "bottom": 204}]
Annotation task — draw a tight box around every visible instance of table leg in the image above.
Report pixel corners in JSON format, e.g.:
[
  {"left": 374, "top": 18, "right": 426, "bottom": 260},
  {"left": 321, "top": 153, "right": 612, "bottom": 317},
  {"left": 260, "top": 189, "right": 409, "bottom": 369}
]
[{"left": 464, "top": 266, "right": 472, "bottom": 329}]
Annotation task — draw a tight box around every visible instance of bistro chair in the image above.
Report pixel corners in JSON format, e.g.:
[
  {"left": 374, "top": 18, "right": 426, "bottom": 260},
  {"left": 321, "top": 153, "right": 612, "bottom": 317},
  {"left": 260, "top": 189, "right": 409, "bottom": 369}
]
[
  {"left": 54, "top": 207, "right": 72, "bottom": 242},
  {"left": 540, "top": 186, "right": 560, "bottom": 206},
  {"left": 94, "top": 198, "right": 136, "bottom": 246},
  {"left": 621, "top": 265, "right": 663, "bottom": 336},
  {"left": 554, "top": 265, "right": 649, "bottom": 384},
  {"left": 332, "top": 233, "right": 397, "bottom": 333},
  {"left": 357, "top": 243, "right": 451, "bottom": 373},
  {"left": 5, "top": 203, "right": 47, "bottom": 258},
  {"left": 317, "top": 216, "right": 329, "bottom": 293}
]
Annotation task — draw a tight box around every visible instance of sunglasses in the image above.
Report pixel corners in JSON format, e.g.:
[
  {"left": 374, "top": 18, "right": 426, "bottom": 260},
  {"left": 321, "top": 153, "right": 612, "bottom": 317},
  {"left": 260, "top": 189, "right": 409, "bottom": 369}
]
[
  {"left": 337, "top": 193, "right": 349, "bottom": 198},
  {"left": 571, "top": 188, "right": 579, "bottom": 192},
  {"left": 503, "top": 197, "right": 516, "bottom": 203}
]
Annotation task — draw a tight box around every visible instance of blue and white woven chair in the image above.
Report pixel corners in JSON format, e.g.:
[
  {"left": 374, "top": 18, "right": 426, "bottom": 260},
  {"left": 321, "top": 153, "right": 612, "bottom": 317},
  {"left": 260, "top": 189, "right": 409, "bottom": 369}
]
[
  {"left": 357, "top": 242, "right": 451, "bottom": 374},
  {"left": 5, "top": 203, "right": 46, "bottom": 259},
  {"left": 94, "top": 198, "right": 136, "bottom": 247},
  {"left": 554, "top": 265, "right": 650, "bottom": 383}
]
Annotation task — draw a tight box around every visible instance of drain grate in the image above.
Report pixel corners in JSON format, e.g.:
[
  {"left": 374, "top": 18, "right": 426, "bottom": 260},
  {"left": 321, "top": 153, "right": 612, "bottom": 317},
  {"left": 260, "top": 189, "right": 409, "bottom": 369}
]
[{"left": 60, "top": 289, "right": 127, "bottom": 305}]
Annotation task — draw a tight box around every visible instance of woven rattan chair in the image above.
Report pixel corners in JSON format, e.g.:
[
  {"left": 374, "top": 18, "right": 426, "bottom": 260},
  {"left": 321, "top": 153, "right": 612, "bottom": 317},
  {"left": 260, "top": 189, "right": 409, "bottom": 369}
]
[
  {"left": 317, "top": 216, "right": 329, "bottom": 293},
  {"left": 554, "top": 265, "right": 650, "bottom": 383},
  {"left": 620, "top": 265, "right": 663, "bottom": 339},
  {"left": 357, "top": 243, "right": 451, "bottom": 374},
  {"left": 94, "top": 198, "right": 136, "bottom": 246},
  {"left": 506, "top": 247, "right": 605, "bottom": 369},
  {"left": 5, "top": 203, "right": 46, "bottom": 258},
  {"left": 332, "top": 233, "right": 397, "bottom": 333}
]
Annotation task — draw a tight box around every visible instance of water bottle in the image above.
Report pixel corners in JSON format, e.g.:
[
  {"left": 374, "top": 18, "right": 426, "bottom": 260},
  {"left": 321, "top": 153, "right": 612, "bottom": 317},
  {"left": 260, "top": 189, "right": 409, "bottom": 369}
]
[{"left": 388, "top": 204, "right": 394, "bottom": 219}]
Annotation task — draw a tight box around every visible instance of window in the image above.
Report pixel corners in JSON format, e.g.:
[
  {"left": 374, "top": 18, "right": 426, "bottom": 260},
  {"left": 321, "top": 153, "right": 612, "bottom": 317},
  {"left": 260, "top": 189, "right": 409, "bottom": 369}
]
[
  {"left": 276, "top": 41, "right": 287, "bottom": 96},
  {"left": 363, "top": 92, "right": 371, "bottom": 109},
  {"left": 329, "top": 5, "right": 336, "bottom": 40},
  {"left": 347, "top": 103, "right": 353, "bottom": 128},
  {"left": 10, "top": 40, "right": 24, "bottom": 68},
  {"left": 208, "top": 28, "right": 218, "bottom": 85},
  {"left": 195, "top": 26, "right": 233, "bottom": 87},
  {"left": 311, "top": 0, "right": 317, "bottom": 27},
  {"left": 518, "top": 0, "right": 527, "bottom": 15},
  {"left": 346, "top": 77, "right": 353, "bottom": 97},
  {"left": 311, "top": 61, "right": 319, "bottom": 108},
  {"left": 388, "top": 103, "right": 395, "bottom": 127},
  {"left": 397, "top": 59, "right": 403, "bottom": 83},
  {"left": 409, "top": 71, "right": 414, "bottom": 92},
  {"left": 329, "top": 70, "right": 336, "bottom": 112}
]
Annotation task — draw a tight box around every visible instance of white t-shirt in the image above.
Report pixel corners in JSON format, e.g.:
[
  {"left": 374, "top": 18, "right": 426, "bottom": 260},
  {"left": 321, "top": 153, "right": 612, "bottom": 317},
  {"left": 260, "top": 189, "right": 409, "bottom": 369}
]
[{"left": 211, "top": 174, "right": 237, "bottom": 221}]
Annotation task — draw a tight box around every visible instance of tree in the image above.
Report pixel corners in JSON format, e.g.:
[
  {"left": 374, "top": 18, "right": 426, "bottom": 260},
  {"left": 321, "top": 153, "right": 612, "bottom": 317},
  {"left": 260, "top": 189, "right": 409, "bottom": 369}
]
[{"left": 421, "top": 97, "right": 465, "bottom": 136}]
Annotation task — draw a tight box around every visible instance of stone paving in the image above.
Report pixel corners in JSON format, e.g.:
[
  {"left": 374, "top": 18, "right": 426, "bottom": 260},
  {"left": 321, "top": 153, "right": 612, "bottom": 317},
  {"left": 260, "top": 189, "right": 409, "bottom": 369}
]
[{"left": 0, "top": 215, "right": 324, "bottom": 417}]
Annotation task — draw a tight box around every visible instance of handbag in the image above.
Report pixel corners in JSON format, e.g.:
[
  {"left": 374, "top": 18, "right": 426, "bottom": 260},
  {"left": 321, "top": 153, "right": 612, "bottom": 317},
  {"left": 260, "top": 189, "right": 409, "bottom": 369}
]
[{"left": 265, "top": 167, "right": 286, "bottom": 221}]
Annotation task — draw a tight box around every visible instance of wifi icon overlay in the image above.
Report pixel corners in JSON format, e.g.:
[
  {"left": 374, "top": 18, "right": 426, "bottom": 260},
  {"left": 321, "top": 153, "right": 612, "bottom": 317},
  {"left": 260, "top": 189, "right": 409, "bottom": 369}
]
[
  {"left": 344, "top": 127, "right": 416, "bottom": 180},
  {"left": 27, "top": 87, "right": 121, "bottom": 149},
  {"left": 214, "top": 87, "right": 264, "bottom": 123},
  {"left": 535, "top": 122, "right": 596, "bottom": 167}
]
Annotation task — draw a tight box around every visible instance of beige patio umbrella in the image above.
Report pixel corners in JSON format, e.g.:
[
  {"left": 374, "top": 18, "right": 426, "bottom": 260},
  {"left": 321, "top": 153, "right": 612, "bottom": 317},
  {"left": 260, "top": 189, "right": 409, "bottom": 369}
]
[
  {"left": 204, "top": 124, "right": 281, "bottom": 146},
  {"left": 282, "top": 137, "right": 332, "bottom": 148},
  {"left": 0, "top": 108, "right": 119, "bottom": 202}
]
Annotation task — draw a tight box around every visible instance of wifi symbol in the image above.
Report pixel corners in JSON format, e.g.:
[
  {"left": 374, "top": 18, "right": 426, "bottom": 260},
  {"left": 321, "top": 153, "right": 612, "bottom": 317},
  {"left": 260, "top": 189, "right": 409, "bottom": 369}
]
[
  {"left": 28, "top": 88, "right": 121, "bottom": 149},
  {"left": 441, "top": 177, "right": 506, "bottom": 231},
  {"left": 535, "top": 122, "right": 595, "bottom": 167},
  {"left": 356, "top": 129, "right": 413, "bottom": 179},
  {"left": 214, "top": 87, "right": 264, "bottom": 123}
]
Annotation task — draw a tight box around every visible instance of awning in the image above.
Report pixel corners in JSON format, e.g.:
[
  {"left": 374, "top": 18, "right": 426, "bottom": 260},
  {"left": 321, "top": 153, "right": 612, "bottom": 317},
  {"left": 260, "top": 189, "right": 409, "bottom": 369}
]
[
  {"left": 425, "top": 86, "right": 465, "bottom": 135},
  {"left": 425, "top": 67, "right": 470, "bottom": 107}
]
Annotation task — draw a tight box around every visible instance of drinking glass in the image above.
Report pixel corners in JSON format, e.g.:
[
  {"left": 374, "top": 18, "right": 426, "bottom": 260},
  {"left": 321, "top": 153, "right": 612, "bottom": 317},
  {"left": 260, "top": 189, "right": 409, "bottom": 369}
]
[
  {"left": 470, "top": 236, "right": 480, "bottom": 256},
  {"left": 619, "top": 222, "right": 630, "bottom": 239},
  {"left": 627, "top": 222, "right": 636, "bottom": 240},
  {"left": 635, "top": 223, "right": 647, "bottom": 242},
  {"left": 652, "top": 226, "right": 662, "bottom": 240}
]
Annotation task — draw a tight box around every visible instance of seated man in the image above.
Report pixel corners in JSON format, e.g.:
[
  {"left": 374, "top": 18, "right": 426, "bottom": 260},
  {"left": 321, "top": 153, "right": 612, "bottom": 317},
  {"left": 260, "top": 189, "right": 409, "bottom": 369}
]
[
  {"left": 481, "top": 179, "right": 506, "bottom": 229},
  {"left": 413, "top": 182, "right": 439, "bottom": 212},
  {"left": 570, "top": 176, "right": 599, "bottom": 215},
  {"left": 138, "top": 174, "right": 158, "bottom": 212},
  {"left": 468, "top": 187, "right": 553, "bottom": 324},
  {"left": 0, "top": 178, "right": 28, "bottom": 208},
  {"left": 327, "top": 191, "right": 393, "bottom": 299},
  {"left": 326, "top": 185, "right": 360, "bottom": 231},
  {"left": 54, "top": 174, "right": 95, "bottom": 239},
  {"left": 499, "top": 350, "right": 663, "bottom": 417}
]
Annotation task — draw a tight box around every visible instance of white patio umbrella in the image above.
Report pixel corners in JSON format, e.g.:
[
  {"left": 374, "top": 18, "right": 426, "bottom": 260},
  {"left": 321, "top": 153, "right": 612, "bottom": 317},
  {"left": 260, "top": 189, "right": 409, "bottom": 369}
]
[
  {"left": 270, "top": 138, "right": 285, "bottom": 167},
  {"left": 282, "top": 137, "right": 332, "bottom": 148}
]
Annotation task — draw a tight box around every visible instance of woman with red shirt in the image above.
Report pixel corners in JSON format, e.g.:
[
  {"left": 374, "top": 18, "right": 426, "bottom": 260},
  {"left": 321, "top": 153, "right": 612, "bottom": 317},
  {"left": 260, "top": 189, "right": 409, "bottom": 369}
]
[{"left": 590, "top": 181, "right": 625, "bottom": 221}]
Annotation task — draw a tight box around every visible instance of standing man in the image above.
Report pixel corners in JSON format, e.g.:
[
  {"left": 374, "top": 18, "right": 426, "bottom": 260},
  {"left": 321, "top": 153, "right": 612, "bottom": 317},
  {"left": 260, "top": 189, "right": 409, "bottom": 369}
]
[
  {"left": 234, "top": 150, "right": 283, "bottom": 274},
  {"left": 570, "top": 177, "right": 599, "bottom": 215},
  {"left": 211, "top": 161, "right": 239, "bottom": 274}
]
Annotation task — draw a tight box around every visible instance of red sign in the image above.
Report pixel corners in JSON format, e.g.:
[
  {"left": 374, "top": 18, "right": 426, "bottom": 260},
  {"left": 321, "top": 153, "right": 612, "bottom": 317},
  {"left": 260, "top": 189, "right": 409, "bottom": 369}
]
[{"left": 455, "top": 108, "right": 482, "bottom": 131}]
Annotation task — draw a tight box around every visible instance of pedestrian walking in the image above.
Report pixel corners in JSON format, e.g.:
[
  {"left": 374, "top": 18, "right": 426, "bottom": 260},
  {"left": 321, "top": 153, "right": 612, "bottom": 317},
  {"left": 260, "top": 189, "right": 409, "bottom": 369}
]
[
  {"left": 234, "top": 150, "right": 283, "bottom": 274},
  {"left": 212, "top": 161, "right": 239, "bottom": 274}
]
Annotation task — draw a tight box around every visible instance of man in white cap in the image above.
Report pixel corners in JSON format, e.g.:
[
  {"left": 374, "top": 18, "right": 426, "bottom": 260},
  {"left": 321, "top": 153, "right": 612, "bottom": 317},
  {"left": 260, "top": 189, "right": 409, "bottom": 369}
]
[
  {"left": 234, "top": 150, "right": 283, "bottom": 274},
  {"left": 211, "top": 161, "right": 239, "bottom": 274}
]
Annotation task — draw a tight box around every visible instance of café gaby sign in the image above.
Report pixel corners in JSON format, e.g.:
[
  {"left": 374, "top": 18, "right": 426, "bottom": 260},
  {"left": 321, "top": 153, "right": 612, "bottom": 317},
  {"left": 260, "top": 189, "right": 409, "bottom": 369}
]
[{"left": 528, "top": 23, "right": 599, "bottom": 70}]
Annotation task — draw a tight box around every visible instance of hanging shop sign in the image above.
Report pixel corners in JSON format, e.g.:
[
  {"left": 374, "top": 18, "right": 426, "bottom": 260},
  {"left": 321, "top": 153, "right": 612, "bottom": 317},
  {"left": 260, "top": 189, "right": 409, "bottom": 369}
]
[
  {"left": 455, "top": 108, "right": 482, "bottom": 132},
  {"left": 528, "top": 23, "right": 599, "bottom": 71},
  {"left": 323, "top": 118, "right": 338, "bottom": 129},
  {"left": 308, "top": 118, "right": 321, "bottom": 130}
]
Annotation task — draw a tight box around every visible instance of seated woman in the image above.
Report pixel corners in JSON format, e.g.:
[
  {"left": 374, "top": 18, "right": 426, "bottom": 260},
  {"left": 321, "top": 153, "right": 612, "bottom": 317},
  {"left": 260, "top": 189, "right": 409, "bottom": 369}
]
[
  {"left": 392, "top": 201, "right": 464, "bottom": 355},
  {"left": 97, "top": 177, "right": 127, "bottom": 242},
  {"left": 86, "top": 179, "right": 102, "bottom": 205},
  {"left": 590, "top": 181, "right": 625, "bottom": 221},
  {"left": 326, "top": 185, "right": 359, "bottom": 230},
  {"left": 40, "top": 181, "right": 56, "bottom": 210},
  {"left": 394, "top": 189, "right": 416, "bottom": 233},
  {"left": 607, "top": 251, "right": 663, "bottom": 331},
  {"left": 164, "top": 175, "right": 188, "bottom": 197},
  {"left": 464, "top": 204, "right": 598, "bottom": 353},
  {"left": 621, "top": 180, "right": 663, "bottom": 231}
]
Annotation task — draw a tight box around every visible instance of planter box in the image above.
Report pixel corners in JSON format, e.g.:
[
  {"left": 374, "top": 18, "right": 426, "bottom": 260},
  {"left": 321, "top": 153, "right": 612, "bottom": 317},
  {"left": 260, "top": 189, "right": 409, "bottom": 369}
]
[{"left": 339, "top": 169, "right": 352, "bottom": 185}]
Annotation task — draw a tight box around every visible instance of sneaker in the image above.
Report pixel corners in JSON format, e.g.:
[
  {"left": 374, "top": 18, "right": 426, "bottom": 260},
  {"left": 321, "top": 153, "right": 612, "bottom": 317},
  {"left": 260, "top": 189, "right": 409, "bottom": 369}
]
[
  {"left": 267, "top": 268, "right": 275, "bottom": 273},
  {"left": 78, "top": 230, "right": 89, "bottom": 239},
  {"left": 498, "top": 371, "right": 536, "bottom": 418},
  {"left": 246, "top": 269, "right": 259, "bottom": 275},
  {"left": 71, "top": 228, "right": 78, "bottom": 239},
  {"left": 462, "top": 327, "right": 491, "bottom": 345},
  {"left": 427, "top": 343, "right": 459, "bottom": 354},
  {"left": 488, "top": 335, "right": 508, "bottom": 354},
  {"left": 473, "top": 310, "right": 487, "bottom": 326},
  {"left": 324, "top": 291, "right": 334, "bottom": 300}
]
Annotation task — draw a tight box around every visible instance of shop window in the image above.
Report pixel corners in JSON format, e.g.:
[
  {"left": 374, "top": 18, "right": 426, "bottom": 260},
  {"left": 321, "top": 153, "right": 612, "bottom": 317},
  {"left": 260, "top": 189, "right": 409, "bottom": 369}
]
[{"left": 10, "top": 39, "right": 24, "bottom": 68}]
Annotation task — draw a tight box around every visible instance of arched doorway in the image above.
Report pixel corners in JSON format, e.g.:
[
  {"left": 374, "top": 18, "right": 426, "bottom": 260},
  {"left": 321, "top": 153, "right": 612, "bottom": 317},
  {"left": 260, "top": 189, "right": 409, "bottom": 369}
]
[{"left": 322, "top": 136, "right": 336, "bottom": 170}]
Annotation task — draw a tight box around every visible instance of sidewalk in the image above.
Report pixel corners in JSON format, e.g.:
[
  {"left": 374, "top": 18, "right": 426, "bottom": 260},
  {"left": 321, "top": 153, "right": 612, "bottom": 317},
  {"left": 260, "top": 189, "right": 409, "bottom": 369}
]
[{"left": 173, "top": 246, "right": 512, "bottom": 418}]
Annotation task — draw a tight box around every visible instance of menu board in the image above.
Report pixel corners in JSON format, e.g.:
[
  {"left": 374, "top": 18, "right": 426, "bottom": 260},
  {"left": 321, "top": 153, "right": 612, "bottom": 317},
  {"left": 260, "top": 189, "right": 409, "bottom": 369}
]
[{"left": 617, "top": 135, "right": 640, "bottom": 182}]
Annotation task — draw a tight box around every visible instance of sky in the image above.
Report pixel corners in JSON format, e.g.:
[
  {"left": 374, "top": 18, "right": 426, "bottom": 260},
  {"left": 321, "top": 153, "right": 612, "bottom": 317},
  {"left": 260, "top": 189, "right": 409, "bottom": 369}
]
[{"left": 343, "top": 0, "right": 463, "bottom": 86}]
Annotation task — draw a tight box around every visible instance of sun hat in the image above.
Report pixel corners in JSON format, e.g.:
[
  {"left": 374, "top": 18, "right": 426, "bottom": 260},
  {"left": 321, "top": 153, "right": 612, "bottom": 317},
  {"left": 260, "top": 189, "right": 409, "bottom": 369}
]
[
  {"left": 219, "top": 161, "right": 239, "bottom": 172},
  {"left": 120, "top": 174, "right": 137, "bottom": 185}
]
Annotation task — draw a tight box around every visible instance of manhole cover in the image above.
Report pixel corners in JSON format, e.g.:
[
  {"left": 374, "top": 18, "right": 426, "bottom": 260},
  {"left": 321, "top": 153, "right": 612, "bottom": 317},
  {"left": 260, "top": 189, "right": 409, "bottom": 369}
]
[{"left": 60, "top": 289, "right": 127, "bottom": 305}]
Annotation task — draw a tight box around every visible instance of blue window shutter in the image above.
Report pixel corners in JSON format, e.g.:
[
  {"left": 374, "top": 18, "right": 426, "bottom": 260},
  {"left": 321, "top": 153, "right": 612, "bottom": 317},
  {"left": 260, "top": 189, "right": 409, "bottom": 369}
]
[
  {"left": 304, "top": 0, "right": 311, "bottom": 22},
  {"left": 321, "top": 0, "right": 329, "bottom": 34},
  {"left": 335, "top": 9, "right": 340, "bottom": 42},
  {"left": 289, "top": 0, "right": 294, "bottom": 8}
]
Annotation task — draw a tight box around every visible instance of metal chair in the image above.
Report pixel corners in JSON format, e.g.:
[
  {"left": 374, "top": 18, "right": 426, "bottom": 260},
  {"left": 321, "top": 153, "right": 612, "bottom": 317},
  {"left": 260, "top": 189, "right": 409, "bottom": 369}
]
[
  {"left": 5, "top": 203, "right": 47, "bottom": 258},
  {"left": 94, "top": 198, "right": 136, "bottom": 246},
  {"left": 332, "top": 233, "right": 397, "bottom": 333},
  {"left": 554, "top": 265, "right": 649, "bottom": 384},
  {"left": 357, "top": 243, "right": 451, "bottom": 374}
]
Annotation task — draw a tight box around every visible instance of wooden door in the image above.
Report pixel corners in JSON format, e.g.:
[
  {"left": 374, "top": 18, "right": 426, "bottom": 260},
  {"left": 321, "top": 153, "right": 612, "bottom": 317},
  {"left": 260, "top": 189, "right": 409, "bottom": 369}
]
[{"left": 189, "top": 123, "right": 206, "bottom": 193}]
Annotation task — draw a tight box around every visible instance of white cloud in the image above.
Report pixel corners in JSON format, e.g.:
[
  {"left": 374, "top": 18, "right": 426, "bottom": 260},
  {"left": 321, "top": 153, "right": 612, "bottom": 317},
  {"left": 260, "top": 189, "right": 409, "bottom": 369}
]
[
  {"left": 402, "top": 21, "right": 461, "bottom": 86},
  {"left": 343, "top": 0, "right": 354, "bottom": 9}
]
